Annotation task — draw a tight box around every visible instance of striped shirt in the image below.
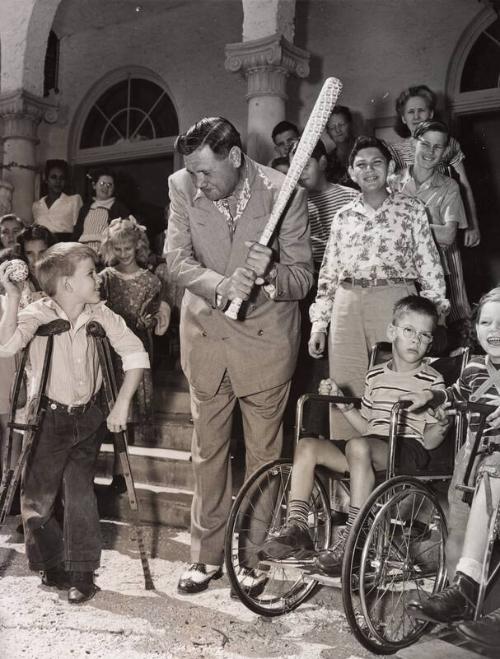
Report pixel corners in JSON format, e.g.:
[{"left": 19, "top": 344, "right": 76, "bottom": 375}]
[
  {"left": 307, "top": 183, "right": 359, "bottom": 265},
  {"left": 0, "top": 298, "right": 150, "bottom": 407},
  {"left": 361, "top": 360, "right": 444, "bottom": 444},
  {"left": 434, "top": 355, "right": 500, "bottom": 440}
]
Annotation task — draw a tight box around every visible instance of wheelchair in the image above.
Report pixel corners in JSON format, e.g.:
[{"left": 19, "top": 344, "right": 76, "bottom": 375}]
[{"left": 225, "top": 343, "right": 471, "bottom": 654}]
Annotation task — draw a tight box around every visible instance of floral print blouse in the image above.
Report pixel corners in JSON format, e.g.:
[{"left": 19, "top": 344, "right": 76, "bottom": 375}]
[{"left": 310, "top": 191, "right": 449, "bottom": 333}]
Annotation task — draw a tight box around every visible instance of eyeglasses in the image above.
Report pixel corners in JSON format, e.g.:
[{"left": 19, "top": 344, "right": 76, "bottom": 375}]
[
  {"left": 394, "top": 325, "right": 433, "bottom": 344},
  {"left": 98, "top": 181, "right": 113, "bottom": 188},
  {"left": 416, "top": 138, "right": 446, "bottom": 154}
]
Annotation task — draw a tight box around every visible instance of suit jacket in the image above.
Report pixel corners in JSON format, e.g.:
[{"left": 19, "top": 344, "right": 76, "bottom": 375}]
[{"left": 166, "top": 156, "right": 313, "bottom": 397}]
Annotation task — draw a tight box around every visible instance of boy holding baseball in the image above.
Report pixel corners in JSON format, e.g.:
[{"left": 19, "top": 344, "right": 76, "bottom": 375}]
[{"left": 0, "top": 243, "right": 149, "bottom": 603}]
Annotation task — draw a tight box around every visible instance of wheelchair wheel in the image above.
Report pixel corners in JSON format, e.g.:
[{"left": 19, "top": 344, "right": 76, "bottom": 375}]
[
  {"left": 342, "top": 476, "right": 447, "bottom": 654},
  {"left": 225, "top": 458, "right": 332, "bottom": 616}
]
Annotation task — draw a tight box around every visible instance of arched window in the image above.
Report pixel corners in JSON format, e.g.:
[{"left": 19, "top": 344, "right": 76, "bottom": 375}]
[
  {"left": 460, "top": 17, "right": 500, "bottom": 93},
  {"left": 80, "top": 77, "right": 178, "bottom": 149}
]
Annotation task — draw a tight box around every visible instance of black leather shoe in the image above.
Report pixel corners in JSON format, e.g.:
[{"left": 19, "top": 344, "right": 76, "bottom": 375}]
[
  {"left": 177, "top": 563, "right": 223, "bottom": 594},
  {"left": 41, "top": 566, "right": 70, "bottom": 590},
  {"left": 68, "top": 571, "right": 98, "bottom": 604},
  {"left": 260, "top": 522, "right": 315, "bottom": 560},
  {"left": 407, "top": 571, "right": 478, "bottom": 623},
  {"left": 458, "top": 607, "right": 500, "bottom": 648},
  {"left": 315, "top": 525, "right": 350, "bottom": 576},
  {"left": 230, "top": 567, "right": 268, "bottom": 599}
]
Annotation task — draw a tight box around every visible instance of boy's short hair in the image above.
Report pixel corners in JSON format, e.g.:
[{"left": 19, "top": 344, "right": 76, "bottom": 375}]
[
  {"left": 289, "top": 138, "right": 326, "bottom": 163},
  {"left": 413, "top": 120, "right": 450, "bottom": 147},
  {"left": 36, "top": 242, "right": 97, "bottom": 297},
  {"left": 270, "top": 156, "right": 290, "bottom": 170},
  {"left": 271, "top": 120, "right": 299, "bottom": 143},
  {"left": 472, "top": 287, "right": 500, "bottom": 324},
  {"left": 348, "top": 136, "right": 392, "bottom": 167},
  {"left": 392, "top": 295, "right": 438, "bottom": 327}
]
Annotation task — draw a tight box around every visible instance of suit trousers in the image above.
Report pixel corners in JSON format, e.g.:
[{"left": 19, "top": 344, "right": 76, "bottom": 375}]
[
  {"left": 189, "top": 371, "right": 291, "bottom": 565},
  {"left": 328, "top": 282, "right": 417, "bottom": 439}
]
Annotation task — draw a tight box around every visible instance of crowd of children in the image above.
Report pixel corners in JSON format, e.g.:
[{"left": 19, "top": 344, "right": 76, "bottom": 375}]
[{"left": 0, "top": 78, "right": 499, "bottom": 646}]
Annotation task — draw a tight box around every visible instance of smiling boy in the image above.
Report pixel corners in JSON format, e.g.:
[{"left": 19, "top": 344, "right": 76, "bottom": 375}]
[{"left": 0, "top": 243, "right": 149, "bottom": 603}]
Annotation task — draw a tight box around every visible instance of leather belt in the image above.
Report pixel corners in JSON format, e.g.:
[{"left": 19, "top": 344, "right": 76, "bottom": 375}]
[
  {"left": 342, "top": 277, "right": 415, "bottom": 289},
  {"left": 42, "top": 395, "right": 98, "bottom": 416}
]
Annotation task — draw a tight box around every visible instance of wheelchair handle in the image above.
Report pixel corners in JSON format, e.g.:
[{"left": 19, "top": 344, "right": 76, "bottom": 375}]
[{"left": 454, "top": 400, "right": 496, "bottom": 417}]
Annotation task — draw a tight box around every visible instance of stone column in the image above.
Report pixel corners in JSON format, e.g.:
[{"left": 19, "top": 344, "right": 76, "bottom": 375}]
[
  {"left": 0, "top": 90, "right": 57, "bottom": 222},
  {"left": 225, "top": 34, "right": 309, "bottom": 163}
]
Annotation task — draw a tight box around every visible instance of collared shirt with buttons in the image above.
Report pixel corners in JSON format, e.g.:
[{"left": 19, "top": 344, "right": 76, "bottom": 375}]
[{"left": 0, "top": 297, "right": 150, "bottom": 407}]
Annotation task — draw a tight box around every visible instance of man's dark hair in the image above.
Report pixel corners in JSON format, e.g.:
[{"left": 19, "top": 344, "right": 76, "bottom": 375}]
[
  {"left": 330, "top": 105, "right": 353, "bottom": 124},
  {"left": 413, "top": 120, "right": 450, "bottom": 147},
  {"left": 44, "top": 159, "right": 69, "bottom": 179},
  {"left": 348, "top": 136, "right": 392, "bottom": 167},
  {"left": 175, "top": 117, "right": 242, "bottom": 158},
  {"left": 393, "top": 295, "right": 438, "bottom": 327},
  {"left": 271, "top": 120, "right": 299, "bottom": 143}
]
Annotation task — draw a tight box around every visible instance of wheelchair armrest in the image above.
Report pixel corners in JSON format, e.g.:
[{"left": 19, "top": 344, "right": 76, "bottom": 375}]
[{"left": 295, "top": 393, "right": 361, "bottom": 444}]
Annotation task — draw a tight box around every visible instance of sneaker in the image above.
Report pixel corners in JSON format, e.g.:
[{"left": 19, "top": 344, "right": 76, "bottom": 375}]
[
  {"left": 407, "top": 571, "right": 478, "bottom": 623},
  {"left": 315, "top": 525, "right": 350, "bottom": 576},
  {"left": 260, "top": 522, "right": 315, "bottom": 560}
]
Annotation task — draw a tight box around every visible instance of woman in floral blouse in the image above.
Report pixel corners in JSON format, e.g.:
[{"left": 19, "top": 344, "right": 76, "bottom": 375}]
[{"left": 308, "top": 136, "right": 448, "bottom": 438}]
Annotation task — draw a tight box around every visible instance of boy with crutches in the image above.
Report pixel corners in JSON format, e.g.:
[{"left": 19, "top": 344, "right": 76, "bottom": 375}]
[{"left": 0, "top": 243, "right": 149, "bottom": 603}]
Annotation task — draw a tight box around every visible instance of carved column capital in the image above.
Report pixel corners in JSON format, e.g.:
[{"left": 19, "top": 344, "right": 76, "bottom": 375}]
[
  {"left": 0, "top": 89, "right": 59, "bottom": 142},
  {"left": 225, "top": 34, "right": 309, "bottom": 99}
]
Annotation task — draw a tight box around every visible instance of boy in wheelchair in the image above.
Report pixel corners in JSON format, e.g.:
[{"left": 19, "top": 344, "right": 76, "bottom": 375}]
[
  {"left": 401, "top": 287, "right": 500, "bottom": 637},
  {"left": 261, "top": 295, "right": 449, "bottom": 574}
]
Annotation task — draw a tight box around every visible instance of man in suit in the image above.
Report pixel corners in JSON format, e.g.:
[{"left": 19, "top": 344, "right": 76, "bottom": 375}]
[{"left": 165, "top": 117, "right": 313, "bottom": 594}]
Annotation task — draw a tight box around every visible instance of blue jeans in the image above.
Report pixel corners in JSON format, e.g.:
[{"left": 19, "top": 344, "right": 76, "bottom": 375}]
[{"left": 21, "top": 403, "right": 106, "bottom": 572}]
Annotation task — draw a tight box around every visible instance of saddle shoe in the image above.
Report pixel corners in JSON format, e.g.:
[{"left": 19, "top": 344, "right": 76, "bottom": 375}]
[
  {"left": 177, "top": 563, "right": 223, "bottom": 594},
  {"left": 230, "top": 567, "right": 269, "bottom": 600}
]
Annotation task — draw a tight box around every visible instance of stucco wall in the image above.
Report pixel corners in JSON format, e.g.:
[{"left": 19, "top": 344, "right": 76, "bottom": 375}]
[
  {"left": 293, "top": 0, "right": 482, "bottom": 142},
  {"left": 37, "top": 0, "right": 484, "bottom": 163}
]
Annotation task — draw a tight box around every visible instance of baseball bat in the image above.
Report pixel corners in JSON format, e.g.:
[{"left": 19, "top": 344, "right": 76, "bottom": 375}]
[{"left": 225, "top": 76, "right": 343, "bottom": 320}]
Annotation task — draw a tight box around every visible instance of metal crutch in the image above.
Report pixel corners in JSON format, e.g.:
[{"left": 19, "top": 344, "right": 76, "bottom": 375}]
[
  {"left": 86, "top": 320, "right": 154, "bottom": 590},
  {"left": 0, "top": 319, "right": 71, "bottom": 524}
]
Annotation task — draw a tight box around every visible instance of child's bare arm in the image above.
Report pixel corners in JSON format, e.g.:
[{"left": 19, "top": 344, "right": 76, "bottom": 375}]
[
  {"left": 0, "top": 262, "right": 22, "bottom": 344},
  {"left": 423, "top": 403, "right": 452, "bottom": 450},
  {"left": 107, "top": 368, "right": 144, "bottom": 433},
  {"left": 319, "top": 378, "right": 368, "bottom": 435}
]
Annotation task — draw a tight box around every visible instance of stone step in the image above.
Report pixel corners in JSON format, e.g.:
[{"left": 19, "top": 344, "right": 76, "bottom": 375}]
[
  {"left": 146, "top": 413, "right": 193, "bottom": 452},
  {"left": 154, "top": 388, "right": 191, "bottom": 415},
  {"left": 96, "top": 443, "right": 193, "bottom": 490},
  {"left": 95, "top": 478, "right": 192, "bottom": 528}
]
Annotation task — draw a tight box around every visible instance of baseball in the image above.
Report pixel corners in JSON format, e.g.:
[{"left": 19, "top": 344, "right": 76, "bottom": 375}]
[{"left": 8, "top": 259, "right": 29, "bottom": 282}]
